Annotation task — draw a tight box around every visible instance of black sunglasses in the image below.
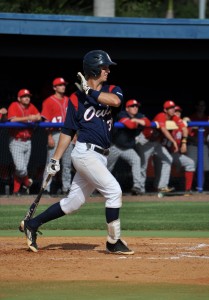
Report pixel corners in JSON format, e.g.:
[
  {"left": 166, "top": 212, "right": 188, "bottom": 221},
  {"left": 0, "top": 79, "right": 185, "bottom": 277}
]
[{"left": 128, "top": 104, "right": 138, "bottom": 108}]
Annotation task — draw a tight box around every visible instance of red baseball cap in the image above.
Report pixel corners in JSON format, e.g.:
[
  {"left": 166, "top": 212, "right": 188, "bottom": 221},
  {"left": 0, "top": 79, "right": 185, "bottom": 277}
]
[
  {"left": 18, "top": 89, "right": 32, "bottom": 98},
  {"left": 52, "top": 77, "right": 67, "bottom": 86},
  {"left": 175, "top": 105, "right": 182, "bottom": 112},
  {"left": 163, "top": 100, "right": 176, "bottom": 109},
  {"left": 126, "top": 99, "right": 140, "bottom": 108}
]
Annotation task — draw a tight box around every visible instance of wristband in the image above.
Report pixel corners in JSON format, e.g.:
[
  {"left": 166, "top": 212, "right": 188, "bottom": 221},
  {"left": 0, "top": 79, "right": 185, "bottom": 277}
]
[
  {"left": 88, "top": 89, "right": 101, "bottom": 100},
  {"left": 181, "top": 138, "right": 187, "bottom": 144}
]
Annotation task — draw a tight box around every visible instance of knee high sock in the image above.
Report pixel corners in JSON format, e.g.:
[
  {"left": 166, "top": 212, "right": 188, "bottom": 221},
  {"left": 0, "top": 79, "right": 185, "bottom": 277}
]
[
  {"left": 106, "top": 207, "right": 120, "bottom": 223},
  {"left": 185, "top": 171, "right": 194, "bottom": 191},
  {"left": 22, "top": 175, "right": 29, "bottom": 187},
  {"left": 28, "top": 202, "right": 65, "bottom": 229},
  {"left": 13, "top": 175, "right": 22, "bottom": 193}
]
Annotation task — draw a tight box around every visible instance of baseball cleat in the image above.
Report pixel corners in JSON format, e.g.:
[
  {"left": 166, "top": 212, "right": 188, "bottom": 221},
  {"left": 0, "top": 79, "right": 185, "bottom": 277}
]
[
  {"left": 158, "top": 186, "right": 175, "bottom": 193},
  {"left": 23, "top": 220, "right": 38, "bottom": 253},
  {"left": 19, "top": 220, "right": 24, "bottom": 232},
  {"left": 131, "top": 187, "right": 144, "bottom": 195},
  {"left": 106, "top": 239, "right": 134, "bottom": 255}
]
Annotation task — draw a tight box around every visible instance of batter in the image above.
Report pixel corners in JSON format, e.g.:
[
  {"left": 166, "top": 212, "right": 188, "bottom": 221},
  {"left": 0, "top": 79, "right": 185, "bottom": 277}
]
[{"left": 22, "top": 50, "right": 134, "bottom": 255}]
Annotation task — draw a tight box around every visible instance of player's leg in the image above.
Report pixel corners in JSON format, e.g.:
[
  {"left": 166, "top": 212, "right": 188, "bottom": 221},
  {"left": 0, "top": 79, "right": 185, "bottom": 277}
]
[
  {"left": 61, "top": 143, "right": 74, "bottom": 193},
  {"left": 175, "top": 153, "right": 195, "bottom": 193},
  {"left": 21, "top": 140, "right": 33, "bottom": 193},
  {"left": 107, "top": 145, "right": 121, "bottom": 172},
  {"left": 9, "top": 139, "right": 28, "bottom": 194},
  {"left": 42, "top": 132, "right": 60, "bottom": 193},
  {"left": 70, "top": 142, "right": 134, "bottom": 254},
  {"left": 135, "top": 141, "right": 155, "bottom": 193},
  {"left": 120, "top": 148, "right": 143, "bottom": 194},
  {"left": 154, "top": 144, "right": 173, "bottom": 190}
]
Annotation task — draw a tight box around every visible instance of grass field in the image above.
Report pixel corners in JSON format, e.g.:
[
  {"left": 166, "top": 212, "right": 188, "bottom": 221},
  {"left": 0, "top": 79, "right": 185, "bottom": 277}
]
[
  {"left": 1, "top": 200, "right": 209, "bottom": 300},
  {"left": 1, "top": 201, "right": 209, "bottom": 231}
]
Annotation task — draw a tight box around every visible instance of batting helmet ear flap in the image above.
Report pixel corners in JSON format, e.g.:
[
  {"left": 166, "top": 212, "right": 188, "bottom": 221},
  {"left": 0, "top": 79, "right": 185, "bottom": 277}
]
[{"left": 83, "top": 50, "right": 116, "bottom": 77}]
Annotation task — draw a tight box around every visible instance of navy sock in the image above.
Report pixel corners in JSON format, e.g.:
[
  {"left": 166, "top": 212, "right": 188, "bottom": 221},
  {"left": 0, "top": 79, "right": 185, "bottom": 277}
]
[
  {"left": 106, "top": 207, "right": 119, "bottom": 223},
  {"left": 28, "top": 202, "right": 65, "bottom": 229}
]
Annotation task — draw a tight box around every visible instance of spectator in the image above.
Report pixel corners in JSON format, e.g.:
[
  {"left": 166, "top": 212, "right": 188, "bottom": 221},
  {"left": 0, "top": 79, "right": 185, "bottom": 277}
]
[
  {"left": 41, "top": 77, "right": 75, "bottom": 195},
  {"left": 7, "top": 89, "right": 41, "bottom": 195},
  {"left": 107, "top": 99, "right": 151, "bottom": 195},
  {"left": 0, "top": 107, "right": 7, "bottom": 121},
  {"left": 187, "top": 100, "right": 209, "bottom": 189}
]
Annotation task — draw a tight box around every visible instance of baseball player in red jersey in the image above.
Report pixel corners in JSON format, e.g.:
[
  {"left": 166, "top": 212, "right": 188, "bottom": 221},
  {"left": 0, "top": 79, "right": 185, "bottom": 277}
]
[
  {"left": 41, "top": 77, "right": 74, "bottom": 195},
  {"left": 160, "top": 105, "right": 195, "bottom": 195},
  {"left": 107, "top": 99, "right": 151, "bottom": 195},
  {"left": 137, "top": 100, "right": 187, "bottom": 193},
  {"left": 22, "top": 50, "right": 134, "bottom": 255},
  {"left": 0, "top": 107, "right": 7, "bottom": 121},
  {"left": 7, "top": 89, "right": 41, "bottom": 195},
  {"left": 187, "top": 100, "right": 209, "bottom": 188}
]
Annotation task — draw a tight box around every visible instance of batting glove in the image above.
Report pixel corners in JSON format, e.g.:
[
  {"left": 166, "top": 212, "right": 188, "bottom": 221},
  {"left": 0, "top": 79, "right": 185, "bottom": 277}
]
[
  {"left": 47, "top": 158, "right": 60, "bottom": 176},
  {"left": 77, "top": 72, "right": 91, "bottom": 95}
]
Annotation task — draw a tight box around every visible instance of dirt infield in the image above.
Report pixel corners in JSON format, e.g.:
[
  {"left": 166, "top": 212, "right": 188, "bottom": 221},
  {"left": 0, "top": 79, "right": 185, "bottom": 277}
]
[
  {"left": 1, "top": 236, "right": 209, "bottom": 285},
  {"left": 1, "top": 193, "right": 209, "bottom": 286}
]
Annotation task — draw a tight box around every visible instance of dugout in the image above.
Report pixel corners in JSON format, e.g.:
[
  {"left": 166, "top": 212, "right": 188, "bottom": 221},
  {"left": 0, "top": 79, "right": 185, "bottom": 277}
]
[
  {"left": 1, "top": 13, "right": 209, "bottom": 116},
  {"left": 0, "top": 13, "right": 209, "bottom": 193}
]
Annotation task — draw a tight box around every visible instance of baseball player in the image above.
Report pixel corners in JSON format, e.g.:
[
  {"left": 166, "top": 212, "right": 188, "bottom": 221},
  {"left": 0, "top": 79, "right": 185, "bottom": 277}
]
[
  {"left": 0, "top": 107, "right": 7, "bottom": 121},
  {"left": 7, "top": 89, "right": 41, "bottom": 195},
  {"left": 136, "top": 100, "right": 187, "bottom": 193},
  {"left": 22, "top": 50, "right": 134, "bottom": 255},
  {"left": 41, "top": 77, "right": 75, "bottom": 195},
  {"left": 187, "top": 100, "right": 209, "bottom": 188},
  {"left": 159, "top": 105, "right": 195, "bottom": 195},
  {"left": 107, "top": 99, "right": 151, "bottom": 195}
]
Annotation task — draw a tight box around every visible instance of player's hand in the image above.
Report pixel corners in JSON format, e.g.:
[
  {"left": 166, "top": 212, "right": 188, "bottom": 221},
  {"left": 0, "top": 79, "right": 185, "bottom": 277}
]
[
  {"left": 180, "top": 143, "right": 187, "bottom": 154},
  {"left": 47, "top": 158, "right": 60, "bottom": 176},
  {"left": 77, "top": 72, "right": 91, "bottom": 95}
]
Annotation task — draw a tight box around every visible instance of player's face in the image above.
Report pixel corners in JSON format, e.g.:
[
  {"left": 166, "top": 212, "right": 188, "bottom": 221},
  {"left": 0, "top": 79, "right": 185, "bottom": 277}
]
[
  {"left": 18, "top": 95, "right": 31, "bottom": 106},
  {"left": 165, "top": 106, "right": 175, "bottom": 117},
  {"left": 175, "top": 110, "right": 181, "bottom": 117},
  {"left": 100, "top": 66, "right": 110, "bottom": 82},
  {"left": 54, "top": 84, "right": 66, "bottom": 93},
  {"left": 126, "top": 104, "right": 139, "bottom": 116}
]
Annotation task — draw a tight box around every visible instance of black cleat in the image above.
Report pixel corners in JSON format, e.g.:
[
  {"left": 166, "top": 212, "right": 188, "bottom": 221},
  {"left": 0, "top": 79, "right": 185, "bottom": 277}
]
[
  {"left": 106, "top": 239, "right": 134, "bottom": 255},
  {"left": 131, "top": 187, "right": 144, "bottom": 195},
  {"left": 23, "top": 220, "right": 38, "bottom": 253}
]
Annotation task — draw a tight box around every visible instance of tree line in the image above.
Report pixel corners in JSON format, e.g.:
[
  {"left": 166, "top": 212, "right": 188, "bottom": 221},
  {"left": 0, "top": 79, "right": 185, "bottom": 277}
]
[{"left": 0, "top": 0, "right": 208, "bottom": 19}]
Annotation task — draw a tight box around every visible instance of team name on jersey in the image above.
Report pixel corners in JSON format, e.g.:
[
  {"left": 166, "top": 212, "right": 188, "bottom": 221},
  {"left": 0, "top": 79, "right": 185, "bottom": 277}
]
[{"left": 84, "top": 105, "right": 111, "bottom": 121}]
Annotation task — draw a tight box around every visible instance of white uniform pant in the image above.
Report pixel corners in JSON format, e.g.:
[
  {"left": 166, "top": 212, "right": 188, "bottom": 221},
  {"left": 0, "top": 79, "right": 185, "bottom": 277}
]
[{"left": 60, "top": 141, "right": 122, "bottom": 215}]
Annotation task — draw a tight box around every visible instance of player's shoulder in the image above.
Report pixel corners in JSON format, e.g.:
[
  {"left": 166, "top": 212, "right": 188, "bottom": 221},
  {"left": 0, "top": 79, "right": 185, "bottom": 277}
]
[
  {"left": 69, "top": 91, "right": 80, "bottom": 111},
  {"left": 8, "top": 101, "right": 18, "bottom": 109},
  {"left": 153, "top": 111, "right": 165, "bottom": 120}
]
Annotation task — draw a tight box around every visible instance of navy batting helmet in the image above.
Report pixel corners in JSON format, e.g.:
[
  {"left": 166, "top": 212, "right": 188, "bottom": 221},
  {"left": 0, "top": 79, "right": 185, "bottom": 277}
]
[{"left": 83, "top": 50, "right": 117, "bottom": 77}]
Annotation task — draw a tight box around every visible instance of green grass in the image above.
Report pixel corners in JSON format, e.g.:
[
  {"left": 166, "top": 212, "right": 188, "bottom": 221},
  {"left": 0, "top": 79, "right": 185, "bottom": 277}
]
[
  {"left": 1, "top": 201, "right": 209, "bottom": 231},
  {"left": 1, "top": 281, "right": 209, "bottom": 300}
]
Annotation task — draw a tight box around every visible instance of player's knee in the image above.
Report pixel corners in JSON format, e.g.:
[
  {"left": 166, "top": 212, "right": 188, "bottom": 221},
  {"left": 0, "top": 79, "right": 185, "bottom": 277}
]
[
  {"left": 16, "top": 170, "right": 27, "bottom": 177},
  {"left": 105, "top": 184, "right": 122, "bottom": 208},
  {"left": 60, "top": 195, "right": 85, "bottom": 214}
]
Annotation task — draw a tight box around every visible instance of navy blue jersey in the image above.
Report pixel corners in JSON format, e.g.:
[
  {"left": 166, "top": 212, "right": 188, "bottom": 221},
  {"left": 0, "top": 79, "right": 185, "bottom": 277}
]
[
  {"left": 63, "top": 84, "right": 123, "bottom": 148},
  {"left": 112, "top": 111, "right": 146, "bottom": 149}
]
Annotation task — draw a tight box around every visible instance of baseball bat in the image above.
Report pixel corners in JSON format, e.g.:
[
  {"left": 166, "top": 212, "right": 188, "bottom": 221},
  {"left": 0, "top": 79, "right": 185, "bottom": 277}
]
[{"left": 18, "top": 174, "right": 52, "bottom": 232}]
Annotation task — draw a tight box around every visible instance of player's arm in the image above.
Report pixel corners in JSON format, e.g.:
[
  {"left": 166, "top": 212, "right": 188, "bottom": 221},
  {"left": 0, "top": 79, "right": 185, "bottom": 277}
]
[
  {"left": 160, "top": 126, "right": 178, "bottom": 152},
  {"left": 47, "top": 128, "right": 76, "bottom": 176},
  {"left": 179, "top": 126, "right": 188, "bottom": 154}
]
